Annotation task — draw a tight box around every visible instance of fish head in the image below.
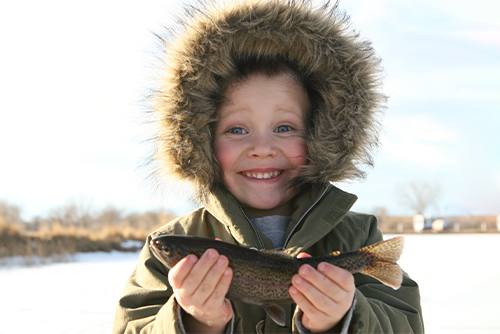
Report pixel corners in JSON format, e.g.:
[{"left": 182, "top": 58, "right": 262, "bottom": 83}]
[{"left": 150, "top": 237, "right": 186, "bottom": 269}]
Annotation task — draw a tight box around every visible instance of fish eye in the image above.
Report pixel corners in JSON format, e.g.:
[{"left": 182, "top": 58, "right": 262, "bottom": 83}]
[{"left": 162, "top": 246, "right": 170, "bottom": 254}]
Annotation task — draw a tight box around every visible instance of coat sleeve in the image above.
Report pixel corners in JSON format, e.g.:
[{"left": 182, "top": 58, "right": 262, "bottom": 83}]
[
  {"left": 111, "top": 234, "right": 240, "bottom": 334},
  {"left": 349, "top": 217, "right": 425, "bottom": 334},
  {"left": 111, "top": 234, "right": 182, "bottom": 334}
]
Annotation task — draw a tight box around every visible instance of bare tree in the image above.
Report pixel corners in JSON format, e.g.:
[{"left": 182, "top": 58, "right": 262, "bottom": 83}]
[
  {"left": 95, "top": 205, "right": 123, "bottom": 227},
  {"left": 396, "top": 182, "right": 441, "bottom": 215},
  {"left": 0, "top": 200, "right": 22, "bottom": 236},
  {"left": 48, "top": 196, "right": 94, "bottom": 228},
  {"left": 0, "top": 200, "right": 22, "bottom": 224}
]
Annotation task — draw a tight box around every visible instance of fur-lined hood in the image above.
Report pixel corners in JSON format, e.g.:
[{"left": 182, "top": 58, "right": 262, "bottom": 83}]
[{"left": 152, "top": 0, "right": 385, "bottom": 199}]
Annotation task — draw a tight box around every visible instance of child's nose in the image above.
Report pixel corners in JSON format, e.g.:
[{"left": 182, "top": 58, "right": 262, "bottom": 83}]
[{"left": 247, "top": 133, "right": 278, "bottom": 158}]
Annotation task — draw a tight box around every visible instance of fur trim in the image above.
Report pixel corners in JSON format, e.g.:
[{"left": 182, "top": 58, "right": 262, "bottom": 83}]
[{"left": 152, "top": 0, "right": 385, "bottom": 198}]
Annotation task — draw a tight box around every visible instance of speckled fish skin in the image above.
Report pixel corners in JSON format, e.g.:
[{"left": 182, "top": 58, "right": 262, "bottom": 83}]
[{"left": 150, "top": 235, "right": 404, "bottom": 307}]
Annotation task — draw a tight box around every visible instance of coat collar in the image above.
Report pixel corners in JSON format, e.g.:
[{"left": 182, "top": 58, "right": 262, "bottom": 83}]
[{"left": 204, "top": 183, "right": 357, "bottom": 254}]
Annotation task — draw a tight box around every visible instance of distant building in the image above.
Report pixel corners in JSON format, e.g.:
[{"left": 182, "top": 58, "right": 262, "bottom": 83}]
[
  {"left": 378, "top": 214, "right": 498, "bottom": 234},
  {"left": 413, "top": 215, "right": 449, "bottom": 232},
  {"left": 413, "top": 215, "right": 425, "bottom": 232}
]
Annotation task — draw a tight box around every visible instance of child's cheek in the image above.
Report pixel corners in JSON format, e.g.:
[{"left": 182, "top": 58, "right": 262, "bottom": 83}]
[
  {"left": 214, "top": 136, "right": 239, "bottom": 175},
  {"left": 288, "top": 139, "right": 308, "bottom": 167}
]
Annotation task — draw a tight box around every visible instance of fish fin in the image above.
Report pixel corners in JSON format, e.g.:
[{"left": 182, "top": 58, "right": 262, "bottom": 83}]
[
  {"left": 360, "top": 237, "right": 404, "bottom": 289},
  {"left": 263, "top": 304, "right": 286, "bottom": 327},
  {"left": 361, "top": 260, "right": 403, "bottom": 289}
]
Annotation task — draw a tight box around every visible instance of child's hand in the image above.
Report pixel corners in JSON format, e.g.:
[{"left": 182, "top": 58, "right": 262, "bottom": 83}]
[
  {"left": 168, "top": 249, "right": 233, "bottom": 333},
  {"left": 289, "top": 252, "right": 355, "bottom": 333}
]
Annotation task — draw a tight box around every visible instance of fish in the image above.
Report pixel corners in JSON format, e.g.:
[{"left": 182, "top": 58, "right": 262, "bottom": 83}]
[{"left": 150, "top": 235, "right": 404, "bottom": 327}]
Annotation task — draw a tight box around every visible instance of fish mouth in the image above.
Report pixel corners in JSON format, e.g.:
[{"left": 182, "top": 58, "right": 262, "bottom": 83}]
[
  {"left": 241, "top": 170, "right": 283, "bottom": 180},
  {"left": 150, "top": 241, "right": 170, "bottom": 268}
]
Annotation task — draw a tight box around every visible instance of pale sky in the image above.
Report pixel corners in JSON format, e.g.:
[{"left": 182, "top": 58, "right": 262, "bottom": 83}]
[{"left": 0, "top": 0, "right": 499, "bottom": 220}]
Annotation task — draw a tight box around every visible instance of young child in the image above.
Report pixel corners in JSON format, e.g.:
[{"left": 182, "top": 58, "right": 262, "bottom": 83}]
[{"left": 113, "top": 1, "right": 424, "bottom": 333}]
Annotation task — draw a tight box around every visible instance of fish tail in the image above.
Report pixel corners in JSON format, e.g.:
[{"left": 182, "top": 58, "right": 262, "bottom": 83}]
[{"left": 359, "top": 236, "right": 404, "bottom": 289}]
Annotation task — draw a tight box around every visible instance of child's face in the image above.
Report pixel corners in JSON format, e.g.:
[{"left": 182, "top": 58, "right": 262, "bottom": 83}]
[{"left": 214, "top": 73, "right": 308, "bottom": 217}]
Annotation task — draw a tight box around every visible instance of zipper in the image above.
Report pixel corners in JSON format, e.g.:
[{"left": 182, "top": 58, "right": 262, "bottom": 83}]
[
  {"left": 240, "top": 207, "right": 265, "bottom": 249},
  {"left": 282, "top": 184, "right": 330, "bottom": 249}
]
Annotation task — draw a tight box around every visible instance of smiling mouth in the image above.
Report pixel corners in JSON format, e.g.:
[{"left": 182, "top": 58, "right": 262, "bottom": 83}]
[{"left": 241, "top": 170, "right": 283, "bottom": 179}]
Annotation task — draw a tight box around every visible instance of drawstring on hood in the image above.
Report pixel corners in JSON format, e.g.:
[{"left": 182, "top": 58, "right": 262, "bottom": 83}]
[{"left": 151, "top": 0, "right": 385, "bottom": 201}]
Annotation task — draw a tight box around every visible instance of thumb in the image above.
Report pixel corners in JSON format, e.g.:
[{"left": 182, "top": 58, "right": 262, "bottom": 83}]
[{"left": 296, "top": 252, "right": 312, "bottom": 259}]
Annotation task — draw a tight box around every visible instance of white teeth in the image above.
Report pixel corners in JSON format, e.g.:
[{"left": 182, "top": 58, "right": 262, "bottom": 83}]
[{"left": 243, "top": 170, "right": 282, "bottom": 179}]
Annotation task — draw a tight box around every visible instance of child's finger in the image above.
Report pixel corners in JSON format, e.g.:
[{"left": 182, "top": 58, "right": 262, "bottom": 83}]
[
  {"left": 289, "top": 283, "right": 325, "bottom": 321},
  {"left": 299, "top": 263, "right": 354, "bottom": 302},
  {"left": 299, "top": 265, "right": 340, "bottom": 302},
  {"left": 289, "top": 283, "right": 311, "bottom": 308},
  {"left": 202, "top": 265, "right": 233, "bottom": 310},
  {"left": 317, "top": 262, "right": 355, "bottom": 292},
  {"left": 290, "top": 274, "right": 343, "bottom": 333},
  {"left": 192, "top": 254, "right": 230, "bottom": 302},
  {"left": 205, "top": 259, "right": 232, "bottom": 302},
  {"left": 291, "top": 271, "right": 335, "bottom": 314},
  {"left": 168, "top": 254, "right": 198, "bottom": 290},
  {"left": 183, "top": 249, "right": 220, "bottom": 296},
  {"left": 181, "top": 256, "right": 233, "bottom": 325},
  {"left": 296, "top": 252, "right": 312, "bottom": 259}
]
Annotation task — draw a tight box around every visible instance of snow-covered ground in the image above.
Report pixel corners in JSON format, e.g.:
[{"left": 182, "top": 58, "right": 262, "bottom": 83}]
[
  {"left": 1, "top": 234, "right": 499, "bottom": 334},
  {"left": 393, "top": 233, "right": 500, "bottom": 334}
]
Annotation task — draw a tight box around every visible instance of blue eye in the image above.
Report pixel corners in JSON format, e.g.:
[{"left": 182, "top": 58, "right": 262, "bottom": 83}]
[
  {"left": 229, "top": 127, "right": 246, "bottom": 134},
  {"left": 275, "top": 125, "right": 291, "bottom": 133}
]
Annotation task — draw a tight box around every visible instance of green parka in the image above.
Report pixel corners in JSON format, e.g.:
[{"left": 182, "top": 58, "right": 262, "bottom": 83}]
[{"left": 112, "top": 184, "right": 424, "bottom": 333}]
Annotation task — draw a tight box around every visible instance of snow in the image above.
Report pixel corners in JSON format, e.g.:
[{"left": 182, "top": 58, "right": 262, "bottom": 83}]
[
  {"left": 390, "top": 233, "right": 500, "bottom": 334},
  {"left": 0, "top": 251, "right": 141, "bottom": 334},
  {"left": 1, "top": 234, "right": 499, "bottom": 334}
]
